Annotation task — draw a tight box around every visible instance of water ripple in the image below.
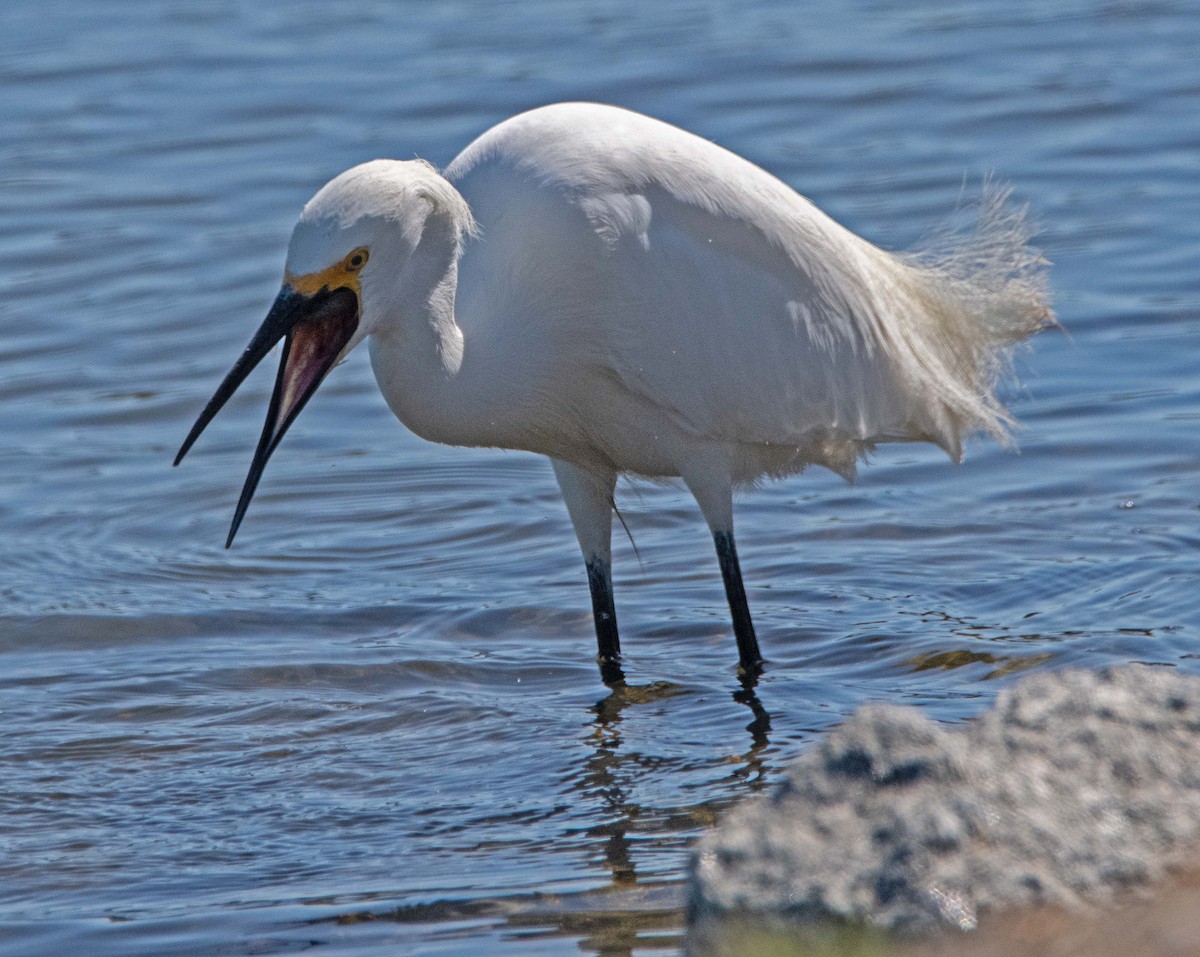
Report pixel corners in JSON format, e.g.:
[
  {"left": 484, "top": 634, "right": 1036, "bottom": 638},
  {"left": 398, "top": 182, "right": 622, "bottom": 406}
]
[{"left": 2, "top": 1, "right": 1200, "bottom": 955}]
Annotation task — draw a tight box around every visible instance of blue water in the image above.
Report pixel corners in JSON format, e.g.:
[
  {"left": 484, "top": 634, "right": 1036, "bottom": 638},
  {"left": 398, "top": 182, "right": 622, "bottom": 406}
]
[{"left": 2, "top": 1, "right": 1198, "bottom": 954}]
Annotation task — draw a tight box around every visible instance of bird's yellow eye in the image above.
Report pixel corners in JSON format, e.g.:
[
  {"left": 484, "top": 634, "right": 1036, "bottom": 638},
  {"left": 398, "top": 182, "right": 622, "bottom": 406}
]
[{"left": 344, "top": 248, "right": 369, "bottom": 271}]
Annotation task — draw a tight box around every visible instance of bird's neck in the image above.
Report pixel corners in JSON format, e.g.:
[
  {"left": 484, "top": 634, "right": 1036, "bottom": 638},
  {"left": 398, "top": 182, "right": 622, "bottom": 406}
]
[{"left": 368, "top": 213, "right": 518, "bottom": 450}]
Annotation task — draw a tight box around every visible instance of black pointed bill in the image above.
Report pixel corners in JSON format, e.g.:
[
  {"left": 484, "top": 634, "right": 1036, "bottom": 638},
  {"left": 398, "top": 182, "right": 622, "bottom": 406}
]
[{"left": 175, "top": 283, "right": 360, "bottom": 547}]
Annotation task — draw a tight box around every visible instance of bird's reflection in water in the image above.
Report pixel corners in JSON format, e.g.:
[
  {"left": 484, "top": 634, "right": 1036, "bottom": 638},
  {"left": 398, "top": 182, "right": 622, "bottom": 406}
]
[
  {"left": 341, "top": 675, "right": 778, "bottom": 957},
  {"left": 576, "top": 671, "right": 776, "bottom": 892},
  {"left": 730, "top": 673, "right": 773, "bottom": 789},
  {"left": 581, "top": 680, "right": 685, "bottom": 888}
]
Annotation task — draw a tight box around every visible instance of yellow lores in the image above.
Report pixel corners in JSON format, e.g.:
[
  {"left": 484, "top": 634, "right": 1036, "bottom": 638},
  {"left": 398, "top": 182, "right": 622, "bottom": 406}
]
[{"left": 286, "top": 246, "right": 369, "bottom": 296}]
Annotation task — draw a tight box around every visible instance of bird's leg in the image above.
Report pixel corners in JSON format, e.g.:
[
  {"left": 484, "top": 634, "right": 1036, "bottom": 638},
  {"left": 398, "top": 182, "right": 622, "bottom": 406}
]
[
  {"left": 681, "top": 454, "right": 764, "bottom": 677},
  {"left": 551, "top": 459, "right": 623, "bottom": 685},
  {"left": 585, "top": 556, "right": 622, "bottom": 684},
  {"left": 713, "top": 529, "right": 763, "bottom": 676}
]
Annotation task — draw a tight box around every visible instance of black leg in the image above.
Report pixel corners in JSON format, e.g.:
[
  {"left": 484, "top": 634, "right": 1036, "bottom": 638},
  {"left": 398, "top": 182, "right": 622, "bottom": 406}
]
[
  {"left": 586, "top": 558, "right": 624, "bottom": 685},
  {"left": 713, "top": 530, "right": 763, "bottom": 676}
]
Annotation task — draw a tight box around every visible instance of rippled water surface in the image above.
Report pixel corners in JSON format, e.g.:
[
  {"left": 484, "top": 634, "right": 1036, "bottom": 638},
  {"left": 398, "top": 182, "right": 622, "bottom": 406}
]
[{"left": 2, "top": 1, "right": 1198, "bottom": 954}]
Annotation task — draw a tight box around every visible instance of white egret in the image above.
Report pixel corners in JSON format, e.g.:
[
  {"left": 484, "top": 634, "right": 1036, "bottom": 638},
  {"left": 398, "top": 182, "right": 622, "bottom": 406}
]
[{"left": 176, "top": 102, "right": 1051, "bottom": 685}]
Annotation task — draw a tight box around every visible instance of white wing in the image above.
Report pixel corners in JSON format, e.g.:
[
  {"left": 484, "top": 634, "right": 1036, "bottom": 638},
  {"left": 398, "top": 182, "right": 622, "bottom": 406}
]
[{"left": 446, "top": 103, "right": 1049, "bottom": 476}]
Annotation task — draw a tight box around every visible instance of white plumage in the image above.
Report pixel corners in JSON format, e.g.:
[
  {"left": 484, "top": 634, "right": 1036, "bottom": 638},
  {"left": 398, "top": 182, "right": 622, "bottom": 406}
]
[{"left": 178, "top": 102, "right": 1051, "bottom": 684}]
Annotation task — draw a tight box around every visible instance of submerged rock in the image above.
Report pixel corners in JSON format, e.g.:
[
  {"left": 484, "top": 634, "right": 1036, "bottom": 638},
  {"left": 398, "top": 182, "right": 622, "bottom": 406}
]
[{"left": 687, "top": 666, "right": 1200, "bottom": 946}]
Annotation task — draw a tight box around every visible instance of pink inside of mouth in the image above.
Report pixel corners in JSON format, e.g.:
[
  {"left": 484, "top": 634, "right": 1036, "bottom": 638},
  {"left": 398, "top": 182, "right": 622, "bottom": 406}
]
[{"left": 274, "top": 307, "right": 356, "bottom": 434}]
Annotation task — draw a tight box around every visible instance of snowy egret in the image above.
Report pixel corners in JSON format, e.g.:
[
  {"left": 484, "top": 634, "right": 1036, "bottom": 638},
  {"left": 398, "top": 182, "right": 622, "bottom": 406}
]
[{"left": 176, "top": 102, "right": 1050, "bottom": 685}]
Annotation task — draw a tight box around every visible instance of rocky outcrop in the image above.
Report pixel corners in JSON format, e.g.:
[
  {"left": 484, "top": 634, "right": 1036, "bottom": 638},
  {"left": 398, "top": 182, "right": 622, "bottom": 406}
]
[{"left": 688, "top": 666, "right": 1200, "bottom": 948}]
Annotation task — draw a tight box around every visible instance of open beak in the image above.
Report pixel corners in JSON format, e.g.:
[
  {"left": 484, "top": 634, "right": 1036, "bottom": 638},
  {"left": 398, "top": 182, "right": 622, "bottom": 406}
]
[{"left": 175, "top": 284, "right": 360, "bottom": 547}]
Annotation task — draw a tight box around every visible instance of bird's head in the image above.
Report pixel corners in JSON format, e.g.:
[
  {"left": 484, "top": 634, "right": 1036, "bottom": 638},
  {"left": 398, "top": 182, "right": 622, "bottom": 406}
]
[{"left": 174, "top": 159, "right": 474, "bottom": 546}]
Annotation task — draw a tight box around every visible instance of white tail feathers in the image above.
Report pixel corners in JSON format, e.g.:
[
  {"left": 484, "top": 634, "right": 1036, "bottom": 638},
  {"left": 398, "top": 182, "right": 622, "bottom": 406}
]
[{"left": 877, "top": 183, "right": 1054, "bottom": 459}]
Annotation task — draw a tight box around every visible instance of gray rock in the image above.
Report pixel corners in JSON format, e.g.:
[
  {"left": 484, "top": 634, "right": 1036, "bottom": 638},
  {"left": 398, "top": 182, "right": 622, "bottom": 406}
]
[{"left": 687, "top": 666, "right": 1200, "bottom": 942}]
